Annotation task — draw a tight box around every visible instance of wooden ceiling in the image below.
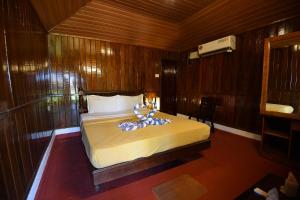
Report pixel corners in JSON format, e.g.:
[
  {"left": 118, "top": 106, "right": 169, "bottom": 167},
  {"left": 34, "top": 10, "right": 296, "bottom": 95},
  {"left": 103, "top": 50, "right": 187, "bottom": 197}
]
[
  {"left": 95, "top": 0, "right": 217, "bottom": 22},
  {"left": 50, "top": 0, "right": 180, "bottom": 50},
  {"left": 180, "top": 0, "right": 300, "bottom": 50},
  {"left": 30, "top": 0, "right": 90, "bottom": 30},
  {"left": 30, "top": 0, "right": 300, "bottom": 50}
]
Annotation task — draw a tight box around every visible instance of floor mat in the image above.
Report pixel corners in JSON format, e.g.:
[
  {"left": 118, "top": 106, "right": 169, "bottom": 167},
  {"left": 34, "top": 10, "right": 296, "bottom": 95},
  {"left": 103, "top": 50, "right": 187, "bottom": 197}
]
[{"left": 152, "top": 174, "right": 207, "bottom": 200}]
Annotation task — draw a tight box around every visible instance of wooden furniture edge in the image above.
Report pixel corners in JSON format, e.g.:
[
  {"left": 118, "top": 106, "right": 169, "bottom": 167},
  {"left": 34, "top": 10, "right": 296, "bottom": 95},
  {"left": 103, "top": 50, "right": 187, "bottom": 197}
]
[
  {"left": 260, "top": 31, "right": 300, "bottom": 120},
  {"left": 261, "top": 111, "right": 300, "bottom": 120},
  {"left": 269, "top": 31, "right": 300, "bottom": 48},
  {"left": 260, "top": 38, "right": 270, "bottom": 114}
]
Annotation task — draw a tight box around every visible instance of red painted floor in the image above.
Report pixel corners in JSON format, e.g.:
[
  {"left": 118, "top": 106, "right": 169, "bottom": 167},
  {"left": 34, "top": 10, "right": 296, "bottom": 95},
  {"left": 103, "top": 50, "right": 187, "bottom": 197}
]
[{"left": 36, "top": 130, "right": 293, "bottom": 200}]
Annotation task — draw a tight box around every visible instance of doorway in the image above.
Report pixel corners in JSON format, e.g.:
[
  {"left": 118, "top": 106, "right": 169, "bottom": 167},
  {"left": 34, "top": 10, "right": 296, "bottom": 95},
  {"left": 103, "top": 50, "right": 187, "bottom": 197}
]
[{"left": 160, "top": 60, "right": 177, "bottom": 115}]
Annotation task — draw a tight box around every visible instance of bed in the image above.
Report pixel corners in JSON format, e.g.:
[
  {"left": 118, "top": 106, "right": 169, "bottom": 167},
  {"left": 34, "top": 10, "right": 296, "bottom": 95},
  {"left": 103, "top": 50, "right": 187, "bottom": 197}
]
[{"left": 78, "top": 89, "right": 211, "bottom": 188}]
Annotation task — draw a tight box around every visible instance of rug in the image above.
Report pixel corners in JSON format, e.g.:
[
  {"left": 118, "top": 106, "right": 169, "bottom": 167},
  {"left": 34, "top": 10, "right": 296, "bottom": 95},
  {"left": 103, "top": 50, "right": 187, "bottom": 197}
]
[{"left": 152, "top": 174, "right": 207, "bottom": 200}]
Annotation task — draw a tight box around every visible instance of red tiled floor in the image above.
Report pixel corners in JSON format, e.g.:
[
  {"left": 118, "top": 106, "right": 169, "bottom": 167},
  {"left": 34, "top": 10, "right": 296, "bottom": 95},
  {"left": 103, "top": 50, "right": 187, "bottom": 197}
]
[{"left": 35, "top": 130, "right": 293, "bottom": 200}]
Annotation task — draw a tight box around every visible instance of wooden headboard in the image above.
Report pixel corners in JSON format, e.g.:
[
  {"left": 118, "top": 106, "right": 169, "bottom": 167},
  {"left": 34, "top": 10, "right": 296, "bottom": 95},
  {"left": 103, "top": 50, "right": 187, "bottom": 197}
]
[{"left": 78, "top": 88, "right": 145, "bottom": 113}]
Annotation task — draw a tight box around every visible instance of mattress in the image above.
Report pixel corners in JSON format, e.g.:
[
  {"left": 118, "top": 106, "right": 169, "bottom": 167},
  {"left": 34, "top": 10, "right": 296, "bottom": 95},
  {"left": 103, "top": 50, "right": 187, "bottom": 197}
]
[{"left": 81, "top": 111, "right": 210, "bottom": 169}]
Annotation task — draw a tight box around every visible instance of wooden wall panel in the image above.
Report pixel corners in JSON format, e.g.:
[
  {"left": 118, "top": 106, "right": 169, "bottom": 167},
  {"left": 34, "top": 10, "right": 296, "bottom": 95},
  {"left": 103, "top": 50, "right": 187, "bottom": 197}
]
[
  {"left": 49, "top": 34, "right": 179, "bottom": 128},
  {"left": 0, "top": 0, "right": 12, "bottom": 112},
  {"left": 177, "top": 16, "right": 300, "bottom": 133},
  {"left": 0, "top": 0, "right": 53, "bottom": 199},
  {"left": 0, "top": 100, "right": 53, "bottom": 199},
  {"left": 180, "top": 0, "right": 300, "bottom": 50}
]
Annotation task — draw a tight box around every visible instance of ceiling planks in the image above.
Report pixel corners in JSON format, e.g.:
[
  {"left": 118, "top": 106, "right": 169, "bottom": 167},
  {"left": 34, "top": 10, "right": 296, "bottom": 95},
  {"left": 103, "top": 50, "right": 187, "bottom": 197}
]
[
  {"left": 51, "top": 1, "right": 180, "bottom": 50},
  {"left": 30, "top": 0, "right": 91, "bottom": 30},
  {"left": 30, "top": 0, "right": 300, "bottom": 50},
  {"left": 179, "top": 0, "right": 300, "bottom": 50},
  {"left": 94, "top": 0, "right": 217, "bottom": 22}
]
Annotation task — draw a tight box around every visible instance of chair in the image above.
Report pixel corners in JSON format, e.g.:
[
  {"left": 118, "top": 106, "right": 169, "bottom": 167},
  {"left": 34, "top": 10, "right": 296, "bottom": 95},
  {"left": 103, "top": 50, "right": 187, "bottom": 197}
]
[{"left": 189, "top": 97, "right": 216, "bottom": 133}]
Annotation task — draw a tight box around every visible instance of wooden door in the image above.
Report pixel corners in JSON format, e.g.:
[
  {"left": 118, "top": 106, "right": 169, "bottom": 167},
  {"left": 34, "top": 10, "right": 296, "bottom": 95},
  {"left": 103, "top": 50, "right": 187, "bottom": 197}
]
[{"left": 160, "top": 60, "right": 177, "bottom": 115}]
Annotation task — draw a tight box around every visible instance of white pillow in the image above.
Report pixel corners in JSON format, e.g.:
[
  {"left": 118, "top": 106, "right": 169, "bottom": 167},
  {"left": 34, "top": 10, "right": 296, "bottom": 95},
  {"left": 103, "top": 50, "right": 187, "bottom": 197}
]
[
  {"left": 87, "top": 95, "right": 119, "bottom": 113},
  {"left": 117, "top": 94, "right": 143, "bottom": 112},
  {"left": 266, "top": 103, "right": 294, "bottom": 114}
]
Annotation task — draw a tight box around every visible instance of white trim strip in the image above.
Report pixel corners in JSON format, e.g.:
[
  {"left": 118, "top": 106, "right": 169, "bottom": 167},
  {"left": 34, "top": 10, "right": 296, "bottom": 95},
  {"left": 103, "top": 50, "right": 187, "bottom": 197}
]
[
  {"left": 54, "top": 127, "right": 80, "bottom": 135},
  {"left": 176, "top": 113, "right": 261, "bottom": 141},
  {"left": 214, "top": 123, "right": 261, "bottom": 141},
  {"left": 27, "top": 132, "right": 56, "bottom": 200},
  {"left": 27, "top": 127, "right": 81, "bottom": 200},
  {"left": 176, "top": 113, "right": 190, "bottom": 119}
]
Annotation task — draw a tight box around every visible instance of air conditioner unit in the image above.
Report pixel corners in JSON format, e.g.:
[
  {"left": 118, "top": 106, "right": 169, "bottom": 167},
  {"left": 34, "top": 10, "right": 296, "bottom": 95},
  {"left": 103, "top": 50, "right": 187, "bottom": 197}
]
[
  {"left": 189, "top": 51, "right": 199, "bottom": 59},
  {"left": 198, "top": 35, "right": 236, "bottom": 56}
]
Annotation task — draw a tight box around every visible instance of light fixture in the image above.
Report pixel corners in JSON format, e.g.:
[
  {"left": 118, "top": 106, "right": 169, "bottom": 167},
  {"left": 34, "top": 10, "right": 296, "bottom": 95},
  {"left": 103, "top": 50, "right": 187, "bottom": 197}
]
[
  {"left": 145, "top": 92, "right": 160, "bottom": 110},
  {"left": 278, "top": 27, "right": 285, "bottom": 36}
]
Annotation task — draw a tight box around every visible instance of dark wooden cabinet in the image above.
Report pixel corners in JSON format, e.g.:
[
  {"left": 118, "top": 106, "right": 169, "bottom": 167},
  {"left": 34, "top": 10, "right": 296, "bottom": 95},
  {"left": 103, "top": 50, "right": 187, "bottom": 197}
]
[
  {"left": 261, "top": 115, "right": 300, "bottom": 158},
  {"left": 260, "top": 31, "right": 300, "bottom": 160}
]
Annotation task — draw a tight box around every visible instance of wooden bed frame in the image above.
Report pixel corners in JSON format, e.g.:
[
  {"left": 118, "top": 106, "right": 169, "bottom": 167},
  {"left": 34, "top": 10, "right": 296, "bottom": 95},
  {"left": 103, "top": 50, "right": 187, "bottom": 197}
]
[{"left": 78, "top": 88, "right": 211, "bottom": 189}]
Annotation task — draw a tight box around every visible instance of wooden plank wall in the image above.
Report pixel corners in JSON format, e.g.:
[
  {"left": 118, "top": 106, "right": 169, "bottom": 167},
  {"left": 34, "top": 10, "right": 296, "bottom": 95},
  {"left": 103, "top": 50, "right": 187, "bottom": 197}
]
[
  {"left": 48, "top": 34, "right": 179, "bottom": 128},
  {"left": 177, "top": 17, "right": 300, "bottom": 133},
  {"left": 0, "top": 1, "right": 299, "bottom": 199},
  {"left": 0, "top": 0, "right": 53, "bottom": 199},
  {"left": 268, "top": 46, "right": 300, "bottom": 113}
]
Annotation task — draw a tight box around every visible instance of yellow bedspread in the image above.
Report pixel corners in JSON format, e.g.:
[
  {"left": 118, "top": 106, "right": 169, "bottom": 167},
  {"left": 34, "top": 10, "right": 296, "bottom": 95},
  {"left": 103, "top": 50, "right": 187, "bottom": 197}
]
[{"left": 81, "top": 112, "right": 210, "bottom": 169}]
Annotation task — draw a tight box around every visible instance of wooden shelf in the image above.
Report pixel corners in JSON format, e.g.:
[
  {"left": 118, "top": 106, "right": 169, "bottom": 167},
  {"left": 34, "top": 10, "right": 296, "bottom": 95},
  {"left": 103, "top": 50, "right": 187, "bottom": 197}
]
[
  {"left": 261, "top": 111, "right": 300, "bottom": 120},
  {"left": 264, "top": 129, "right": 290, "bottom": 139},
  {"left": 291, "top": 121, "right": 300, "bottom": 131}
]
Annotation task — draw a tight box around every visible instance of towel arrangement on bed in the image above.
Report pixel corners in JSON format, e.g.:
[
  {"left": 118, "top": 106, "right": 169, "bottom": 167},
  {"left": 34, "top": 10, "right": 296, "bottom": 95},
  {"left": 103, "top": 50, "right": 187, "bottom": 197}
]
[{"left": 118, "top": 103, "right": 171, "bottom": 131}]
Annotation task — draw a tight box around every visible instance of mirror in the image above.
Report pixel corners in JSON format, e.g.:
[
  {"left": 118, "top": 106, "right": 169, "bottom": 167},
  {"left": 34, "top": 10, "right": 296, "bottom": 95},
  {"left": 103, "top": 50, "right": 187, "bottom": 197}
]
[{"left": 260, "top": 31, "right": 300, "bottom": 119}]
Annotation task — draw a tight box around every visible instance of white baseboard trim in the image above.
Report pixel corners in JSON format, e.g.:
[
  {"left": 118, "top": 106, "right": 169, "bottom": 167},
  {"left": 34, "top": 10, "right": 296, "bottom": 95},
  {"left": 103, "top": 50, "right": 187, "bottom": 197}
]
[
  {"left": 27, "top": 131, "right": 56, "bottom": 200},
  {"left": 176, "top": 113, "right": 193, "bottom": 119},
  {"left": 54, "top": 127, "right": 80, "bottom": 135},
  {"left": 214, "top": 123, "right": 261, "bottom": 141},
  {"left": 176, "top": 113, "right": 261, "bottom": 141},
  {"left": 27, "top": 127, "right": 80, "bottom": 200}
]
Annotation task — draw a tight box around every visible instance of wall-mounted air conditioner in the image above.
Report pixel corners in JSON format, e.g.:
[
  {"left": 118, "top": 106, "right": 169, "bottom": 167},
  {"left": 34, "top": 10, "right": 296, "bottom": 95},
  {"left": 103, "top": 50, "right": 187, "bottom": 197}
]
[
  {"left": 198, "top": 35, "right": 236, "bottom": 56},
  {"left": 189, "top": 51, "right": 199, "bottom": 59}
]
